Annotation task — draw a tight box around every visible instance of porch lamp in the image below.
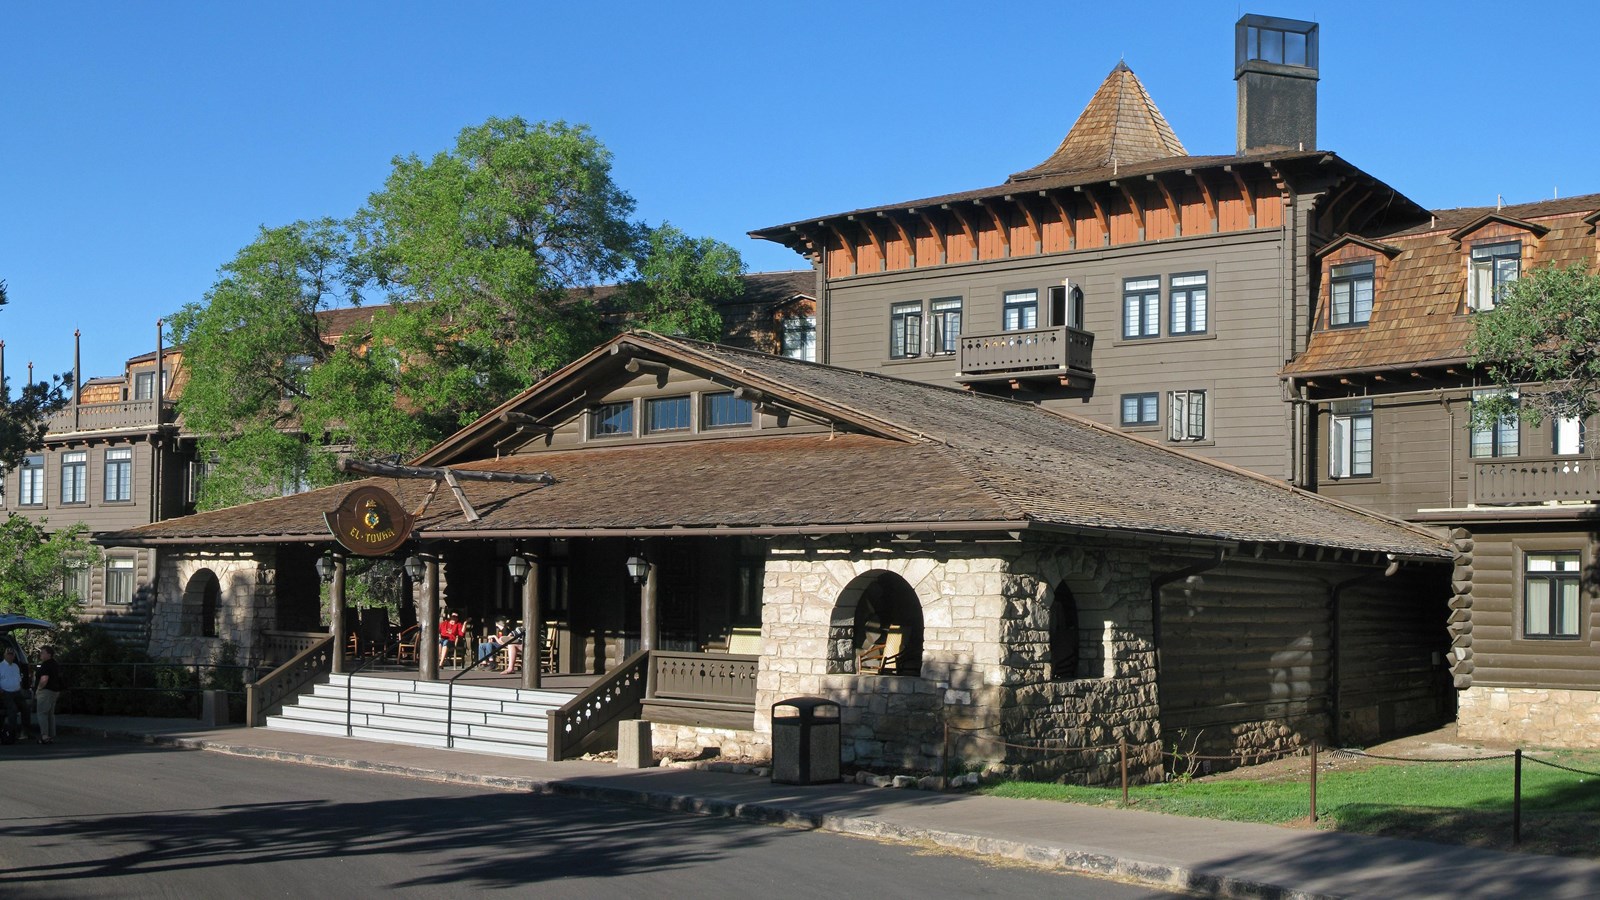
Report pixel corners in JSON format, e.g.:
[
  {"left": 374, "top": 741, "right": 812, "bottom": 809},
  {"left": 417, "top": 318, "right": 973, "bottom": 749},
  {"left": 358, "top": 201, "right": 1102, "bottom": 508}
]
[
  {"left": 506, "top": 554, "right": 530, "bottom": 585},
  {"left": 625, "top": 553, "right": 649, "bottom": 585},
  {"left": 314, "top": 553, "right": 337, "bottom": 584},
  {"left": 403, "top": 554, "right": 426, "bottom": 584}
]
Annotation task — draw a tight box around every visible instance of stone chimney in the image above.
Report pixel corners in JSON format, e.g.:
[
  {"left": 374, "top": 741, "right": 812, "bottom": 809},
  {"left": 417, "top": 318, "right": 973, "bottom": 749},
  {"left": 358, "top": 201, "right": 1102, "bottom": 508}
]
[{"left": 1235, "top": 14, "right": 1319, "bottom": 154}]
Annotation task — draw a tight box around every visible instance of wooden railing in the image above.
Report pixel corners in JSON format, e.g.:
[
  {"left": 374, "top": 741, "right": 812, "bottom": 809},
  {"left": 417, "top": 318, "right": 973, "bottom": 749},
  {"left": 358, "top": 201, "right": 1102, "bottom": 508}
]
[
  {"left": 48, "top": 399, "right": 173, "bottom": 433},
  {"left": 258, "top": 630, "right": 329, "bottom": 668},
  {"left": 652, "top": 651, "right": 758, "bottom": 704},
  {"left": 546, "top": 648, "right": 648, "bottom": 760},
  {"left": 958, "top": 325, "right": 1094, "bottom": 379},
  {"left": 1472, "top": 456, "right": 1600, "bottom": 505},
  {"left": 245, "top": 634, "right": 335, "bottom": 727}
]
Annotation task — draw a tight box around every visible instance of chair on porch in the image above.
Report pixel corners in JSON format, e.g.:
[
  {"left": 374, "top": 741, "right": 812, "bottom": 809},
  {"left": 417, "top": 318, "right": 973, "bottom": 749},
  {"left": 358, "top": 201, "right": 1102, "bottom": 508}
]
[
  {"left": 395, "top": 625, "right": 421, "bottom": 664},
  {"left": 856, "top": 632, "right": 903, "bottom": 675},
  {"left": 540, "top": 623, "right": 559, "bottom": 674}
]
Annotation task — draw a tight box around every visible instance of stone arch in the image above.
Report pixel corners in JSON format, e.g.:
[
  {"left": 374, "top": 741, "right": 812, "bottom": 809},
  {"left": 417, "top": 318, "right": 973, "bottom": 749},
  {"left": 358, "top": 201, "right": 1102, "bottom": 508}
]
[
  {"left": 182, "top": 568, "right": 221, "bottom": 639},
  {"left": 828, "top": 569, "right": 924, "bottom": 676},
  {"left": 1050, "top": 582, "right": 1081, "bottom": 680},
  {"left": 1031, "top": 546, "right": 1120, "bottom": 680}
]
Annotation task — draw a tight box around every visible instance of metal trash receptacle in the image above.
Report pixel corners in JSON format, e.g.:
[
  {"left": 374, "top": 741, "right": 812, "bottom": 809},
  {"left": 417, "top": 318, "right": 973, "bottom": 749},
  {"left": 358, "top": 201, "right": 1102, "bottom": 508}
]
[{"left": 771, "top": 697, "right": 841, "bottom": 785}]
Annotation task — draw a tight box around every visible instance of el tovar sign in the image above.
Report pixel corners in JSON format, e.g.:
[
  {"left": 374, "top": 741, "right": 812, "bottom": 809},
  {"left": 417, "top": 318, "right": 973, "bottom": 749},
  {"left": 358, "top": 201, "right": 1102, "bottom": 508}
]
[{"left": 324, "top": 485, "right": 415, "bottom": 556}]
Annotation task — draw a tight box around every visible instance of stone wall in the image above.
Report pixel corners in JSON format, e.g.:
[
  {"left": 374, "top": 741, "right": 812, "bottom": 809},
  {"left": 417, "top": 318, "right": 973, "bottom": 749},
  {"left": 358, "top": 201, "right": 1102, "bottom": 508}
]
[
  {"left": 1458, "top": 685, "right": 1600, "bottom": 748},
  {"left": 650, "top": 722, "right": 766, "bottom": 761},
  {"left": 149, "top": 550, "right": 277, "bottom": 665}
]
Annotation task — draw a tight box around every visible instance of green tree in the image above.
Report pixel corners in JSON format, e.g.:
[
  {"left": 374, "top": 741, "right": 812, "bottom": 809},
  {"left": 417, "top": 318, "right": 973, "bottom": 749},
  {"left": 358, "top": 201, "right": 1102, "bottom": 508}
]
[
  {"left": 0, "top": 516, "right": 101, "bottom": 625},
  {"left": 623, "top": 223, "right": 744, "bottom": 341},
  {"left": 0, "top": 279, "right": 72, "bottom": 467},
  {"left": 1467, "top": 261, "right": 1600, "bottom": 428}
]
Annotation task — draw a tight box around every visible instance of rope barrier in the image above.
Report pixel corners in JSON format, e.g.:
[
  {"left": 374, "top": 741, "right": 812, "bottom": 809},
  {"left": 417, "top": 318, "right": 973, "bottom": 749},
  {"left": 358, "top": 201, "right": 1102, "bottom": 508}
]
[
  {"left": 1522, "top": 756, "right": 1600, "bottom": 779},
  {"left": 1335, "top": 748, "right": 1518, "bottom": 764}
]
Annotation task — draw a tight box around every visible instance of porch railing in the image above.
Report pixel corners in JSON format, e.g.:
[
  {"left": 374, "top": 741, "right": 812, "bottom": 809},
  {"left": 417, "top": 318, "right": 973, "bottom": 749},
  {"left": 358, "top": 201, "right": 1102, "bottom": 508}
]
[
  {"left": 958, "top": 325, "right": 1094, "bottom": 379},
  {"left": 546, "top": 648, "right": 649, "bottom": 760},
  {"left": 259, "top": 630, "right": 329, "bottom": 668},
  {"left": 651, "top": 651, "right": 758, "bottom": 704},
  {"left": 245, "top": 634, "right": 335, "bottom": 727},
  {"left": 1472, "top": 456, "right": 1600, "bottom": 505},
  {"left": 47, "top": 398, "right": 173, "bottom": 434}
]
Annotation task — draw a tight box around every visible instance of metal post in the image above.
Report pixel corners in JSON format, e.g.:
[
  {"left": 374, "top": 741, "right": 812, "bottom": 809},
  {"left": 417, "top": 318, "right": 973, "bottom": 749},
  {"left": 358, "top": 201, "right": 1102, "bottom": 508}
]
[
  {"left": 1120, "top": 739, "right": 1129, "bottom": 806},
  {"left": 522, "top": 552, "right": 542, "bottom": 690},
  {"left": 1513, "top": 748, "right": 1523, "bottom": 846},
  {"left": 330, "top": 556, "right": 347, "bottom": 675},
  {"left": 1310, "top": 741, "right": 1319, "bottom": 823}
]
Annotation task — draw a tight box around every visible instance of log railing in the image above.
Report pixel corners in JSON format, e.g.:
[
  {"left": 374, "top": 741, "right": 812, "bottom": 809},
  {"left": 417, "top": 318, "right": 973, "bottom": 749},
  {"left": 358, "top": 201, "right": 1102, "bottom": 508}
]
[
  {"left": 546, "top": 648, "right": 648, "bottom": 760},
  {"left": 1472, "top": 456, "right": 1600, "bottom": 505},
  {"left": 652, "top": 651, "right": 758, "bottom": 704},
  {"left": 245, "top": 634, "right": 334, "bottom": 727}
]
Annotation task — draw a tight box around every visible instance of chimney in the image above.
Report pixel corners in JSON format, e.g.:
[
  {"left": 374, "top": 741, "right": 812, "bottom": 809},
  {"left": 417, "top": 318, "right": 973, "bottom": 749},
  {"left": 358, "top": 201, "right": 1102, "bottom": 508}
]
[{"left": 1235, "top": 14, "right": 1319, "bottom": 155}]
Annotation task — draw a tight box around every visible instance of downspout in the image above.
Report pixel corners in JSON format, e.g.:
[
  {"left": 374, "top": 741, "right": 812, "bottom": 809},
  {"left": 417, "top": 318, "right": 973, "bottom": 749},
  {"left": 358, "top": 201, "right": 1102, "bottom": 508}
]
[{"left": 1327, "top": 561, "right": 1398, "bottom": 746}]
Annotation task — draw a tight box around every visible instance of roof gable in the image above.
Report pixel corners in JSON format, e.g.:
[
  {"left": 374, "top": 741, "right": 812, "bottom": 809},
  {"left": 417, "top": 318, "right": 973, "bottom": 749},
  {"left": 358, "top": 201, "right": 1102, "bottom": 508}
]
[
  {"left": 1448, "top": 212, "right": 1550, "bottom": 244},
  {"left": 1316, "top": 234, "right": 1401, "bottom": 259},
  {"left": 1009, "top": 62, "right": 1187, "bottom": 182}
]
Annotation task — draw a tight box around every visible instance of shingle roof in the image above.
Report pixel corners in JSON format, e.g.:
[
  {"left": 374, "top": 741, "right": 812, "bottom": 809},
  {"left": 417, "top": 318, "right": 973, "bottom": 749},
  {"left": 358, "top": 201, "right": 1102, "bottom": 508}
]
[
  {"left": 112, "top": 333, "right": 1448, "bottom": 560},
  {"left": 1285, "top": 195, "right": 1600, "bottom": 377},
  {"left": 1009, "top": 62, "right": 1187, "bottom": 182}
]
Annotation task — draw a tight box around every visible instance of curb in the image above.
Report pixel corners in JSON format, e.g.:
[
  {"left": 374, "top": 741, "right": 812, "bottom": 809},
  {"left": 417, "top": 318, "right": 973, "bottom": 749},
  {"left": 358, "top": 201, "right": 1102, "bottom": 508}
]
[{"left": 67, "top": 724, "right": 1337, "bottom": 900}]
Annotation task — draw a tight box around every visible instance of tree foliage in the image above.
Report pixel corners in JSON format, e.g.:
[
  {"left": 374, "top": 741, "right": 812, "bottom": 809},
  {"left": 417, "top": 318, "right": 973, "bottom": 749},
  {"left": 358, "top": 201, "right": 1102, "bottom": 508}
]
[
  {"left": 0, "top": 515, "right": 100, "bottom": 625},
  {"left": 0, "top": 279, "right": 71, "bottom": 467},
  {"left": 1467, "top": 262, "right": 1600, "bottom": 428},
  {"left": 172, "top": 117, "right": 744, "bottom": 510}
]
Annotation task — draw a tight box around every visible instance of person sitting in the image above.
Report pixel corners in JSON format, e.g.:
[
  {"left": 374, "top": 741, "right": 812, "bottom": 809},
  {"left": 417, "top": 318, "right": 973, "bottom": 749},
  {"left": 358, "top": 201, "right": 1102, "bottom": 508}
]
[
  {"left": 499, "top": 623, "right": 522, "bottom": 674},
  {"left": 438, "top": 611, "right": 466, "bottom": 666}
]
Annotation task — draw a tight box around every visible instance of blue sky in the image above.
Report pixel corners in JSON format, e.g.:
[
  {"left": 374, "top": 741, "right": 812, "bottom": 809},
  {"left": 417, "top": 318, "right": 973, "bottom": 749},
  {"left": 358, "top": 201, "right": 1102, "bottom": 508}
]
[{"left": 3, "top": 1, "right": 1597, "bottom": 378}]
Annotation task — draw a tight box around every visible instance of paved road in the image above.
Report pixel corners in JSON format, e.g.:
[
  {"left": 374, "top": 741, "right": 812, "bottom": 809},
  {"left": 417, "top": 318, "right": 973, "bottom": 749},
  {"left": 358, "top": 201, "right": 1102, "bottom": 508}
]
[{"left": 0, "top": 739, "right": 1183, "bottom": 898}]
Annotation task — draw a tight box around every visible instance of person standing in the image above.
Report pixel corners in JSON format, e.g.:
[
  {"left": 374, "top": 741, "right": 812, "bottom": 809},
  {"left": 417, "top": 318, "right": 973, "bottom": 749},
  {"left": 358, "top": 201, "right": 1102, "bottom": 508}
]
[
  {"left": 33, "top": 645, "right": 62, "bottom": 744},
  {"left": 0, "top": 647, "right": 25, "bottom": 744}
]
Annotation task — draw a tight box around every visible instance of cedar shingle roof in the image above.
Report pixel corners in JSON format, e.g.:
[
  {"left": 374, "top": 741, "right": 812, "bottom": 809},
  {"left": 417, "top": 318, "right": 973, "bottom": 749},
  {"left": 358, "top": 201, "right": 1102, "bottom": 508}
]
[
  {"left": 1285, "top": 195, "right": 1600, "bottom": 377},
  {"left": 1009, "top": 62, "right": 1187, "bottom": 182},
  {"left": 113, "top": 333, "right": 1449, "bottom": 560}
]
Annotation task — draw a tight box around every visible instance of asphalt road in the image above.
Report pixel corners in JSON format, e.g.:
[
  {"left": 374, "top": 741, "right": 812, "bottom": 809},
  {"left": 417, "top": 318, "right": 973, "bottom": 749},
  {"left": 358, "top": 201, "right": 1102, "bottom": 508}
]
[{"left": 0, "top": 739, "right": 1184, "bottom": 899}]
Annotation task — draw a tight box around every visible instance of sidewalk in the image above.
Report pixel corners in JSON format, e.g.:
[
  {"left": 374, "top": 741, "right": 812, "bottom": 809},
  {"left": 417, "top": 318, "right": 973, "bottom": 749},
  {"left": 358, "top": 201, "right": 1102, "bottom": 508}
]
[{"left": 57, "top": 715, "right": 1600, "bottom": 900}]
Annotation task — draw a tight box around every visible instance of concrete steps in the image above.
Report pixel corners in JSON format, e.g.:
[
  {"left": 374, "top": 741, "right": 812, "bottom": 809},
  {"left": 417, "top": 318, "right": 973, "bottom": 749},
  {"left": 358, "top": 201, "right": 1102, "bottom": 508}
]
[{"left": 266, "top": 673, "right": 567, "bottom": 760}]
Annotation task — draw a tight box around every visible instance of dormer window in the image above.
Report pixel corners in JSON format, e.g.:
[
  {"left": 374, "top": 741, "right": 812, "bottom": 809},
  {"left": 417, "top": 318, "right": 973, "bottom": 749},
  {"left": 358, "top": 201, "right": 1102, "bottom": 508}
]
[
  {"left": 590, "top": 401, "right": 634, "bottom": 438},
  {"left": 1468, "top": 242, "right": 1520, "bottom": 311},
  {"left": 1330, "top": 260, "right": 1374, "bottom": 327}
]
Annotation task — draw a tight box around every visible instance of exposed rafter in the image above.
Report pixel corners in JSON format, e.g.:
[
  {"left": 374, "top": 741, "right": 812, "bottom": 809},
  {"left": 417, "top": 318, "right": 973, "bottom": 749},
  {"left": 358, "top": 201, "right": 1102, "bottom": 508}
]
[
  {"left": 1006, "top": 194, "right": 1043, "bottom": 254},
  {"left": 851, "top": 215, "right": 886, "bottom": 272},
  {"left": 1043, "top": 191, "right": 1076, "bottom": 250},
  {"left": 1226, "top": 165, "right": 1257, "bottom": 229},
  {"left": 1147, "top": 174, "right": 1181, "bottom": 238},
  {"left": 943, "top": 203, "right": 979, "bottom": 262},
  {"left": 1187, "top": 169, "right": 1218, "bottom": 233},
  {"left": 974, "top": 200, "right": 1010, "bottom": 258},
  {"left": 880, "top": 211, "right": 916, "bottom": 268},
  {"left": 1112, "top": 180, "right": 1145, "bottom": 241},
  {"left": 1075, "top": 185, "right": 1110, "bottom": 246},
  {"left": 826, "top": 222, "right": 857, "bottom": 275},
  {"left": 916, "top": 209, "right": 947, "bottom": 264}
]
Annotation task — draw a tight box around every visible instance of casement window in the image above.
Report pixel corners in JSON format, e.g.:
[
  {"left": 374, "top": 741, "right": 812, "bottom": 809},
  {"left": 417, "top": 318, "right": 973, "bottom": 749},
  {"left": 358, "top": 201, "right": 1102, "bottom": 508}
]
[
  {"left": 1167, "top": 390, "right": 1207, "bottom": 442},
  {"left": 1120, "top": 393, "right": 1158, "bottom": 427},
  {"left": 104, "top": 448, "right": 133, "bottom": 501},
  {"left": 1468, "top": 242, "right": 1520, "bottom": 311},
  {"left": 1049, "top": 283, "right": 1085, "bottom": 329},
  {"left": 590, "top": 401, "right": 634, "bottom": 438},
  {"left": 61, "top": 451, "right": 87, "bottom": 504},
  {"left": 1330, "top": 260, "right": 1375, "bottom": 326},
  {"left": 105, "top": 557, "right": 136, "bottom": 605},
  {"left": 1002, "top": 290, "right": 1038, "bottom": 332},
  {"left": 930, "top": 298, "right": 963, "bottom": 355},
  {"left": 645, "top": 396, "right": 691, "bottom": 434},
  {"left": 781, "top": 315, "right": 816, "bottom": 362},
  {"left": 1470, "top": 390, "right": 1519, "bottom": 458},
  {"left": 132, "top": 370, "right": 163, "bottom": 401},
  {"left": 702, "top": 392, "right": 754, "bottom": 429},
  {"left": 1169, "top": 273, "right": 1208, "bottom": 335},
  {"left": 1329, "top": 399, "right": 1374, "bottom": 478},
  {"left": 1123, "top": 277, "right": 1160, "bottom": 338},
  {"left": 889, "top": 301, "right": 923, "bottom": 358},
  {"left": 1553, "top": 416, "right": 1584, "bottom": 456},
  {"left": 1524, "top": 552, "right": 1582, "bottom": 639},
  {"left": 20, "top": 455, "right": 44, "bottom": 506}
]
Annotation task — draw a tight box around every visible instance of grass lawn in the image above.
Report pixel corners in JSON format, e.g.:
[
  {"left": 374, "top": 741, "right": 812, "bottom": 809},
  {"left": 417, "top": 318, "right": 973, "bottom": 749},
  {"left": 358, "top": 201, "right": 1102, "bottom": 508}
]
[{"left": 980, "top": 749, "right": 1600, "bottom": 858}]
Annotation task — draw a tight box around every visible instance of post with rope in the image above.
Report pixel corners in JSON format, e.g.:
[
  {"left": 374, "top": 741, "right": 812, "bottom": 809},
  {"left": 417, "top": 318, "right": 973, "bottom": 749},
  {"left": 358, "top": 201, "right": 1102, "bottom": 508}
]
[
  {"left": 1119, "top": 738, "right": 1129, "bottom": 806},
  {"left": 1309, "top": 741, "right": 1318, "bottom": 823},
  {"left": 941, "top": 715, "right": 950, "bottom": 790},
  {"left": 1513, "top": 748, "right": 1522, "bottom": 846}
]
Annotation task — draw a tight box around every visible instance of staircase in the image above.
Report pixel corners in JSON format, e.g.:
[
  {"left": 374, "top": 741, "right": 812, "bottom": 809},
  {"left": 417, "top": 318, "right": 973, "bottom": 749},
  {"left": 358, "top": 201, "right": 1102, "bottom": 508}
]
[{"left": 266, "top": 673, "right": 571, "bottom": 760}]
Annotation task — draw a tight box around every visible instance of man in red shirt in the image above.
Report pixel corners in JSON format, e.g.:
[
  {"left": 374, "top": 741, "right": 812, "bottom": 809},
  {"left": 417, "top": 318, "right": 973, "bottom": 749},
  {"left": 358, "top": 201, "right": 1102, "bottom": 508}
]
[{"left": 438, "top": 611, "right": 466, "bottom": 666}]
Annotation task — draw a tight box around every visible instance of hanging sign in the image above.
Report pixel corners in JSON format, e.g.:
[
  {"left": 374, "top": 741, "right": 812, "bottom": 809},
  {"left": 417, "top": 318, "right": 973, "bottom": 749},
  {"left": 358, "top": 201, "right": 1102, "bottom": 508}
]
[{"left": 324, "top": 485, "right": 414, "bottom": 556}]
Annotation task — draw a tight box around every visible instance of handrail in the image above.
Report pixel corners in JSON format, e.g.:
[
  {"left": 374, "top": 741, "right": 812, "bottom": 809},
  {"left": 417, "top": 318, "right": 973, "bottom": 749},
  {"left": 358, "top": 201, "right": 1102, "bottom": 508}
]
[
  {"left": 444, "top": 627, "right": 524, "bottom": 748},
  {"left": 547, "top": 648, "right": 649, "bottom": 760},
  {"left": 246, "top": 634, "right": 335, "bottom": 727},
  {"left": 343, "top": 627, "right": 420, "bottom": 736}
]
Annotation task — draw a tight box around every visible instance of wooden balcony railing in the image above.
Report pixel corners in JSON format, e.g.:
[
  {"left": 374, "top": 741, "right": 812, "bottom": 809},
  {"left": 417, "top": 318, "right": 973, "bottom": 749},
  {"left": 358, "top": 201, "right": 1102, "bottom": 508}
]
[
  {"left": 651, "top": 651, "right": 758, "bottom": 704},
  {"left": 1472, "top": 456, "right": 1600, "bottom": 505},
  {"left": 48, "top": 399, "right": 173, "bottom": 434},
  {"left": 957, "top": 326, "right": 1094, "bottom": 382}
]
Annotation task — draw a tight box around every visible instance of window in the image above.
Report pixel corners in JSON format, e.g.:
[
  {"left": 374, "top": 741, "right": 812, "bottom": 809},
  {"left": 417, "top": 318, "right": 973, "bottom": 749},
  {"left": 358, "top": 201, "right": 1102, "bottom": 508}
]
[
  {"left": 1553, "top": 416, "right": 1584, "bottom": 456},
  {"left": 1470, "top": 390, "right": 1519, "bottom": 458},
  {"left": 63, "top": 558, "right": 91, "bottom": 604},
  {"left": 1468, "top": 242, "right": 1520, "bottom": 312},
  {"left": 1049, "top": 283, "right": 1085, "bottom": 329},
  {"left": 105, "top": 557, "right": 136, "bottom": 605},
  {"left": 702, "top": 392, "right": 753, "bottom": 429},
  {"left": 590, "top": 401, "right": 634, "bottom": 438},
  {"left": 781, "top": 315, "right": 816, "bottom": 362},
  {"left": 1169, "top": 273, "right": 1208, "bottom": 335},
  {"left": 1002, "top": 290, "right": 1038, "bottom": 331},
  {"left": 1120, "top": 393, "right": 1158, "bottom": 426},
  {"left": 1329, "top": 399, "right": 1374, "bottom": 478},
  {"left": 645, "top": 396, "right": 691, "bottom": 434},
  {"left": 61, "top": 451, "right": 87, "bottom": 504},
  {"left": 1123, "top": 277, "right": 1160, "bottom": 338},
  {"left": 1168, "top": 390, "right": 1207, "bottom": 441},
  {"left": 1050, "top": 586, "right": 1081, "bottom": 681},
  {"left": 104, "top": 448, "right": 133, "bottom": 501},
  {"left": 132, "top": 370, "right": 161, "bottom": 401},
  {"left": 20, "top": 455, "right": 44, "bottom": 506},
  {"left": 889, "top": 301, "right": 922, "bottom": 358},
  {"left": 284, "top": 354, "right": 314, "bottom": 398},
  {"left": 1329, "top": 260, "right": 1374, "bottom": 327},
  {"left": 930, "top": 298, "right": 962, "bottom": 355},
  {"left": 1524, "top": 552, "right": 1582, "bottom": 639}
]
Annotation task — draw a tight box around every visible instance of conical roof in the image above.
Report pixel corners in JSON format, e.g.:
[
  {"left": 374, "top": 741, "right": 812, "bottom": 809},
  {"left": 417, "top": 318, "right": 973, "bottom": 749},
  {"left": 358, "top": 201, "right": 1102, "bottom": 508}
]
[{"left": 1009, "top": 62, "right": 1187, "bottom": 182}]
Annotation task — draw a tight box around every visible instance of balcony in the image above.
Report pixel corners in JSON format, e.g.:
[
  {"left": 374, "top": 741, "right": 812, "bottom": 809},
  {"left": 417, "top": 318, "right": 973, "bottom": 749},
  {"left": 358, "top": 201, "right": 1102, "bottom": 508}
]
[
  {"left": 46, "top": 399, "right": 174, "bottom": 435},
  {"left": 957, "top": 325, "right": 1094, "bottom": 389},
  {"left": 1471, "top": 456, "right": 1600, "bottom": 505}
]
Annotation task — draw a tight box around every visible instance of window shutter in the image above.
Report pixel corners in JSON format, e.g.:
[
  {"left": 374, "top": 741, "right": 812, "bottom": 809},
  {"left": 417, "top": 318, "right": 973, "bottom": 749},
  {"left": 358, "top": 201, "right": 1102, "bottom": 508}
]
[
  {"left": 1329, "top": 416, "right": 1347, "bottom": 478},
  {"left": 1187, "top": 391, "right": 1206, "bottom": 439},
  {"left": 1168, "top": 392, "right": 1186, "bottom": 442}
]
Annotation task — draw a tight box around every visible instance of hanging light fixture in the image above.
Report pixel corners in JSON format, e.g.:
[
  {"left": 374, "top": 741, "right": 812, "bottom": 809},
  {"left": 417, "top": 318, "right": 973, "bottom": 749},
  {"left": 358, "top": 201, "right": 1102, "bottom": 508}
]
[
  {"left": 624, "top": 552, "right": 649, "bottom": 585},
  {"left": 506, "top": 554, "right": 530, "bottom": 585},
  {"left": 314, "top": 553, "right": 337, "bottom": 584},
  {"left": 403, "top": 555, "right": 426, "bottom": 584}
]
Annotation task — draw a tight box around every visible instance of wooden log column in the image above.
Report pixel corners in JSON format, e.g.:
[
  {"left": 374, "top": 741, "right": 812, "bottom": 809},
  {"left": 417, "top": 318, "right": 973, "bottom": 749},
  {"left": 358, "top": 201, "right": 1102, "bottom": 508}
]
[
  {"left": 521, "top": 551, "right": 543, "bottom": 691},
  {"left": 642, "top": 558, "right": 659, "bottom": 699},
  {"left": 329, "top": 555, "right": 347, "bottom": 675},
  {"left": 420, "top": 555, "right": 440, "bottom": 682}
]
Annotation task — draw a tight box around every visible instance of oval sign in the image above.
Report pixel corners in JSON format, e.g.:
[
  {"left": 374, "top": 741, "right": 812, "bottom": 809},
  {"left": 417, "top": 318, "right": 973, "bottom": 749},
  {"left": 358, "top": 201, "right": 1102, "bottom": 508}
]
[{"left": 324, "top": 485, "right": 414, "bottom": 556}]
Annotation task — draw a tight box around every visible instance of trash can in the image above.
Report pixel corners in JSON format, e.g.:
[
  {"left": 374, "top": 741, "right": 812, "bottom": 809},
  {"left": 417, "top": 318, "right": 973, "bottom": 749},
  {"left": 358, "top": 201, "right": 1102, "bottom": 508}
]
[{"left": 771, "top": 697, "right": 841, "bottom": 785}]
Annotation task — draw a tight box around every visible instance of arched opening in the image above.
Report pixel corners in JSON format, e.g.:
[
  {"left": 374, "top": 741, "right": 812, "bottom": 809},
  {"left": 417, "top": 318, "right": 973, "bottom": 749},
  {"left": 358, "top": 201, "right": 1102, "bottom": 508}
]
[
  {"left": 829, "top": 571, "right": 923, "bottom": 676},
  {"left": 1050, "top": 583, "right": 1081, "bottom": 680},
  {"left": 182, "top": 569, "right": 221, "bottom": 639}
]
